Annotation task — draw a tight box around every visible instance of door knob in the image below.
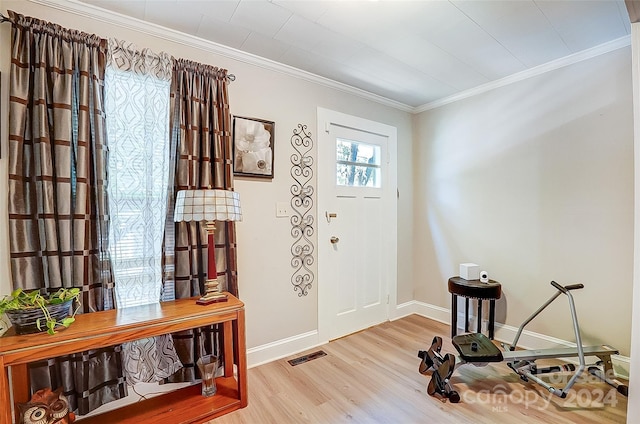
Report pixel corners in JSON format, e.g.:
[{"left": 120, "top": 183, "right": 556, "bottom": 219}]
[{"left": 330, "top": 236, "right": 340, "bottom": 244}]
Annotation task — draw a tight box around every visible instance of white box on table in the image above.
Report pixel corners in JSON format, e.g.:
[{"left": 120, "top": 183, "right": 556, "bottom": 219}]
[{"left": 459, "top": 263, "right": 479, "bottom": 280}]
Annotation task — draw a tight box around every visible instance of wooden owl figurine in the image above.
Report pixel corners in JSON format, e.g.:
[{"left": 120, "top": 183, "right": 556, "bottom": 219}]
[{"left": 18, "top": 387, "right": 75, "bottom": 424}]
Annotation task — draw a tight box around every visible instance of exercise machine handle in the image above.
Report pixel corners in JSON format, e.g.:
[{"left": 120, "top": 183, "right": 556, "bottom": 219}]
[
  {"left": 565, "top": 283, "right": 584, "bottom": 291},
  {"left": 550, "top": 281, "right": 584, "bottom": 293},
  {"left": 510, "top": 280, "right": 584, "bottom": 353}
]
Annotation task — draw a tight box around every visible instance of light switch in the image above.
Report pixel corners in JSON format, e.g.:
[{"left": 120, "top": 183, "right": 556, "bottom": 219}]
[{"left": 276, "top": 202, "right": 289, "bottom": 217}]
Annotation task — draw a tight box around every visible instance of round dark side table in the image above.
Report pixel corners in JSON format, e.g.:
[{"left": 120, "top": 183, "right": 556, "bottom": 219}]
[{"left": 448, "top": 276, "right": 502, "bottom": 340}]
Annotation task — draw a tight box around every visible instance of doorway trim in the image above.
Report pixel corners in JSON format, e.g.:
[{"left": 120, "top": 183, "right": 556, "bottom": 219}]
[{"left": 316, "top": 107, "right": 398, "bottom": 344}]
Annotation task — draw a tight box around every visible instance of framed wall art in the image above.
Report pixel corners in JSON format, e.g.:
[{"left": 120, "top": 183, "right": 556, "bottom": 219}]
[{"left": 233, "top": 116, "right": 275, "bottom": 179}]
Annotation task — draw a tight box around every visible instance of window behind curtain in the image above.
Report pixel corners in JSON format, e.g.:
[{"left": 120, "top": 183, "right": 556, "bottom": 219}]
[{"left": 105, "top": 66, "right": 171, "bottom": 308}]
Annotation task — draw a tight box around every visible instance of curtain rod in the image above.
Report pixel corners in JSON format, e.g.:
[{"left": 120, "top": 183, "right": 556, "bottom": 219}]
[{"left": 0, "top": 12, "right": 236, "bottom": 82}]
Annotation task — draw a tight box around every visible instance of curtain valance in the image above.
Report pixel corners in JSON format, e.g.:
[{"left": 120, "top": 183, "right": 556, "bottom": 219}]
[
  {"left": 8, "top": 10, "right": 104, "bottom": 47},
  {"left": 107, "top": 38, "right": 173, "bottom": 81},
  {"left": 173, "top": 58, "right": 229, "bottom": 80}
]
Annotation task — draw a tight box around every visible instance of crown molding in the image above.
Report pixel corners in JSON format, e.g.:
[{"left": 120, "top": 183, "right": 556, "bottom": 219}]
[
  {"left": 26, "top": 0, "right": 414, "bottom": 113},
  {"left": 414, "top": 35, "right": 632, "bottom": 113},
  {"left": 18, "top": 1, "right": 632, "bottom": 115}
]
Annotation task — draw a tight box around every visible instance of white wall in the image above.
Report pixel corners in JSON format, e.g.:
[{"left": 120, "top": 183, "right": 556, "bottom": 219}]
[
  {"left": 627, "top": 20, "right": 640, "bottom": 423},
  {"left": 0, "top": 0, "right": 414, "bottom": 354},
  {"left": 413, "top": 47, "right": 634, "bottom": 357}
]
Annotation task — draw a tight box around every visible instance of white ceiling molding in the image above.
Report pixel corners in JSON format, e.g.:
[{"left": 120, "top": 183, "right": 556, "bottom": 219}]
[
  {"left": 415, "top": 34, "right": 631, "bottom": 113},
  {"left": 23, "top": 0, "right": 632, "bottom": 115},
  {"left": 28, "top": 0, "right": 414, "bottom": 113}
]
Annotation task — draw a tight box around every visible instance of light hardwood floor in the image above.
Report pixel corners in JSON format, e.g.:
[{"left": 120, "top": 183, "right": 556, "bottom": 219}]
[{"left": 212, "top": 315, "right": 627, "bottom": 424}]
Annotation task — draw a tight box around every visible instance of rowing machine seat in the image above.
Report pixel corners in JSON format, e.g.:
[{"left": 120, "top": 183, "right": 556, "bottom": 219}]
[{"left": 452, "top": 333, "right": 503, "bottom": 363}]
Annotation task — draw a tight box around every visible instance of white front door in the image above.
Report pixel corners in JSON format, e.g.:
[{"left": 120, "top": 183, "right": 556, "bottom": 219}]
[{"left": 317, "top": 108, "right": 397, "bottom": 342}]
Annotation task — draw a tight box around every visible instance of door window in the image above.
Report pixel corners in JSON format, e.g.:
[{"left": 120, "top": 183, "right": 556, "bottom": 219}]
[{"left": 336, "top": 138, "right": 381, "bottom": 188}]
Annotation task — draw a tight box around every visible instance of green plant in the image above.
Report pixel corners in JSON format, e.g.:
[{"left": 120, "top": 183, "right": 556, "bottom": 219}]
[{"left": 0, "top": 288, "right": 81, "bottom": 335}]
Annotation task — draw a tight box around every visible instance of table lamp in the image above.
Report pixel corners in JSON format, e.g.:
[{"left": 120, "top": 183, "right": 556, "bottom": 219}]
[{"left": 174, "top": 189, "right": 242, "bottom": 305}]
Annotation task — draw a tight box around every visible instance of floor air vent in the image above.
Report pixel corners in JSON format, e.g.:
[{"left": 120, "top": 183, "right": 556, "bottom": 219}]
[{"left": 288, "top": 350, "right": 327, "bottom": 366}]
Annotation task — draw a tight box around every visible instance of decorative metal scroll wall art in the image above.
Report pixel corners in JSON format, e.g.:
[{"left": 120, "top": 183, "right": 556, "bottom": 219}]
[{"left": 290, "top": 124, "right": 315, "bottom": 296}]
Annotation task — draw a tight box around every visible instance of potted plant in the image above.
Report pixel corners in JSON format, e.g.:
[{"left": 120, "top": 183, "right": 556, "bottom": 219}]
[{"left": 0, "top": 288, "right": 81, "bottom": 335}]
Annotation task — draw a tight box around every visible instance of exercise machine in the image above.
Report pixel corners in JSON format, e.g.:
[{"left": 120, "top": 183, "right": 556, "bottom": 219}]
[{"left": 418, "top": 281, "right": 628, "bottom": 402}]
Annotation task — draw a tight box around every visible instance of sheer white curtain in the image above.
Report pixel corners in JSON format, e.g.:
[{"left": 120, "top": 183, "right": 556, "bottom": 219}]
[
  {"left": 106, "top": 40, "right": 171, "bottom": 308},
  {"left": 105, "top": 39, "right": 182, "bottom": 383}
]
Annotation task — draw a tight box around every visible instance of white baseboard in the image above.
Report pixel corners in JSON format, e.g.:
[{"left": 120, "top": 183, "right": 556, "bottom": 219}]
[
  {"left": 391, "top": 300, "right": 417, "bottom": 320},
  {"left": 247, "top": 330, "right": 322, "bottom": 369},
  {"left": 247, "top": 301, "right": 435, "bottom": 368},
  {"left": 246, "top": 301, "right": 631, "bottom": 380},
  {"left": 409, "top": 300, "right": 630, "bottom": 379},
  {"left": 411, "top": 300, "right": 451, "bottom": 325},
  {"left": 248, "top": 299, "right": 420, "bottom": 368}
]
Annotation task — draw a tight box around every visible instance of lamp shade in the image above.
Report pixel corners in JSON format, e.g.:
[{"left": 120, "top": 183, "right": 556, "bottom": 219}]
[{"left": 174, "top": 189, "right": 242, "bottom": 222}]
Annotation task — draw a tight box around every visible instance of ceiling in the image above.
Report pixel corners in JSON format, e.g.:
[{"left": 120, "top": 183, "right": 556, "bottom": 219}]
[{"left": 78, "top": 0, "right": 632, "bottom": 109}]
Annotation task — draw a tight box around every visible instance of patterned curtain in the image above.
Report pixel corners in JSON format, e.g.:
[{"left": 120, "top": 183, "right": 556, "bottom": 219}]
[
  {"left": 104, "top": 39, "right": 183, "bottom": 384},
  {"left": 164, "top": 59, "right": 237, "bottom": 382},
  {"left": 6, "top": 11, "right": 127, "bottom": 415}
]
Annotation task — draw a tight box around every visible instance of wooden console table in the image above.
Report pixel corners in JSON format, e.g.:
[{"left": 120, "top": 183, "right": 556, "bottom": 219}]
[{"left": 0, "top": 293, "right": 247, "bottom": 424}]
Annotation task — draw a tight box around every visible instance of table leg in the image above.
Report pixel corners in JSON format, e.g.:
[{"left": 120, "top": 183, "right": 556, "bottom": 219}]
[
  {"left": 477, "top": 300, "right": 483, "bottom": 334},
  {"left": 0, "top": 356, "right": 12, "bottom": 424},
  {"left": 451, "top": 294, "right": 457, "bottom": 338},
  {"left": 11, "top": 364, "right": 29, "bottom": 423},
  {"left": 464, "top": 298, "right": 469, "bottom": 333},
  {"left": 489, "top": 299, "right": 496, "bottom": 339},
  {"left": 223, "top": 321, "right": 234, "bottom": 378},
  {"left": 234, "top": 309, "right": 248, "bottom": 408}
]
